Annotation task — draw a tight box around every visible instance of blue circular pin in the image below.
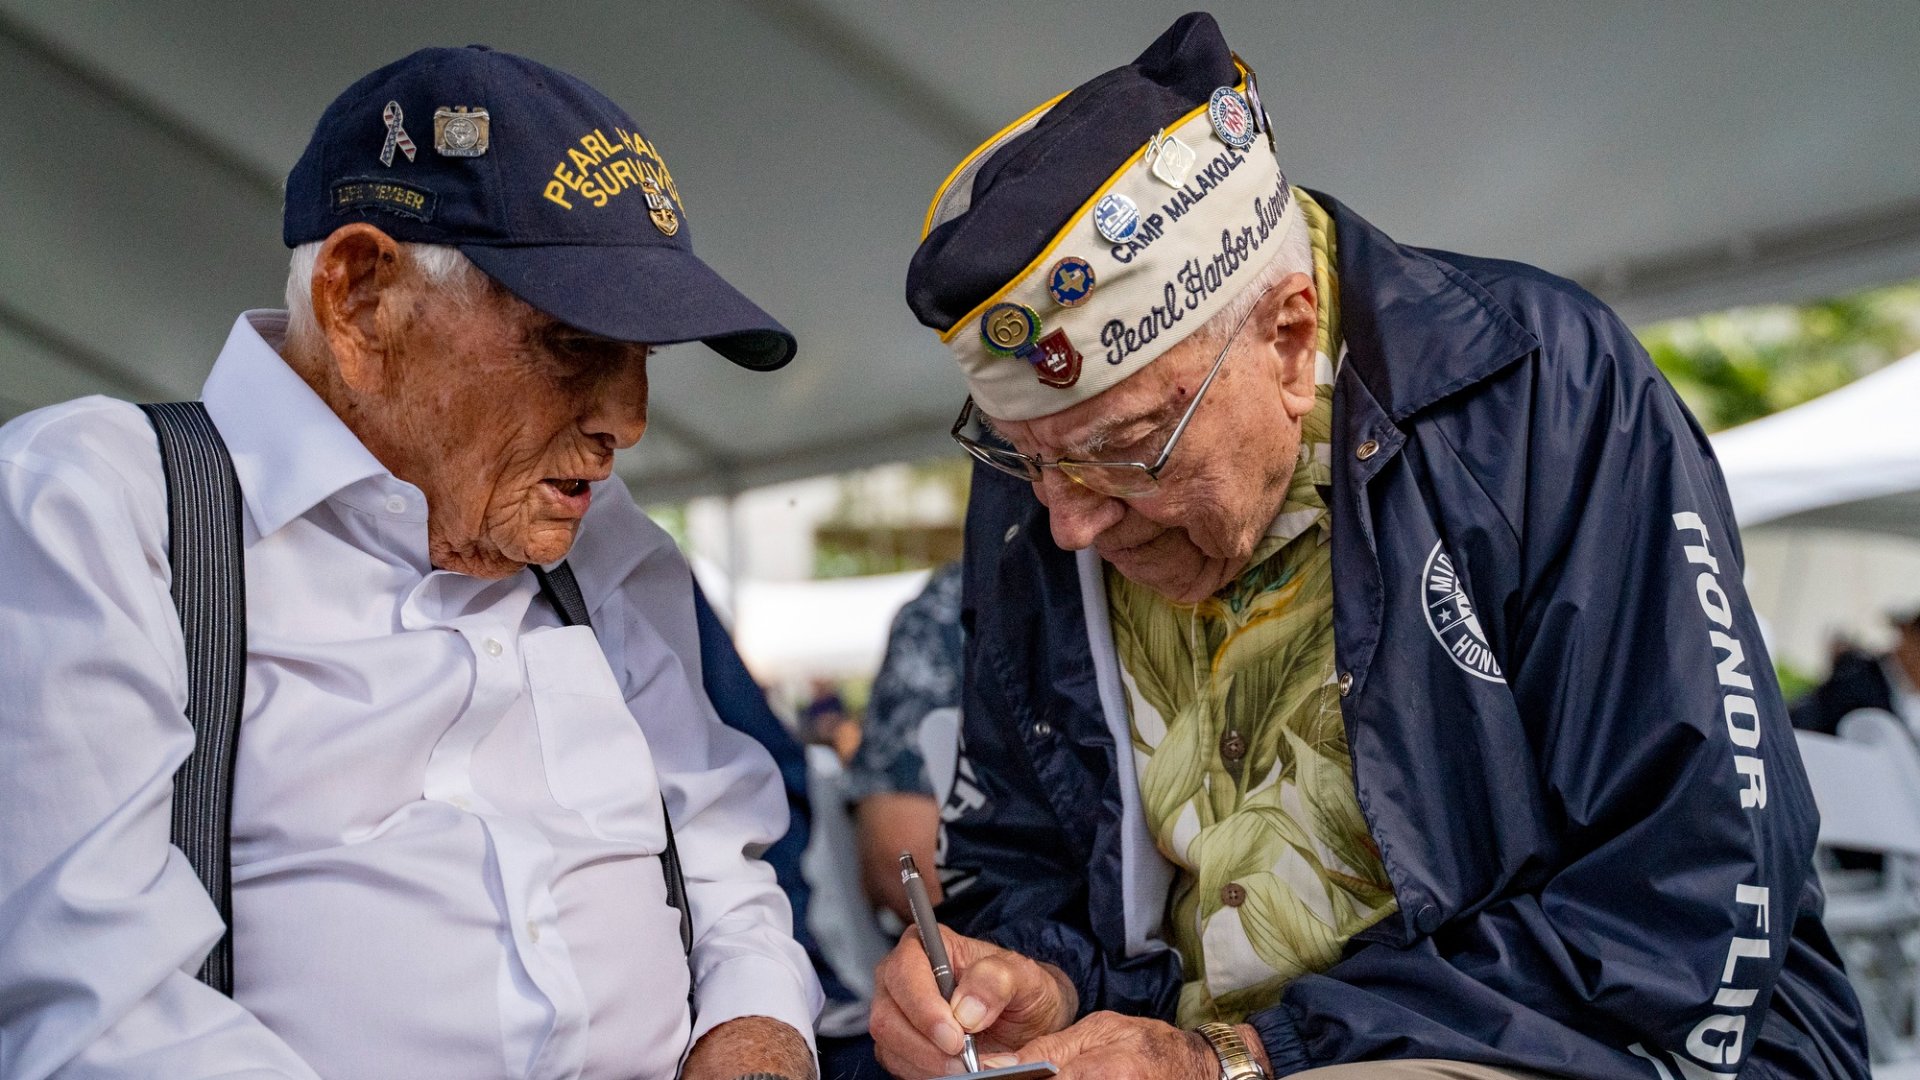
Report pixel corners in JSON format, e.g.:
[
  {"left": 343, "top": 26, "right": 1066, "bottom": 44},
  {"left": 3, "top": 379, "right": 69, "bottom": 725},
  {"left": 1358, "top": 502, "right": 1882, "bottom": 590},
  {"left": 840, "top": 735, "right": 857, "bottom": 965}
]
[
  {"left": 1092, "top": 193, "right": 1140, "bottom": 243},
  {"left": 980, "top": 302, "right": 1042, "bottom": 357},
  {"left": 1209, "top": 87, "right": 1256, "bottom": 150},
  {"left": 1047, "top": 257, "right": 1096, "bottom": 307}
]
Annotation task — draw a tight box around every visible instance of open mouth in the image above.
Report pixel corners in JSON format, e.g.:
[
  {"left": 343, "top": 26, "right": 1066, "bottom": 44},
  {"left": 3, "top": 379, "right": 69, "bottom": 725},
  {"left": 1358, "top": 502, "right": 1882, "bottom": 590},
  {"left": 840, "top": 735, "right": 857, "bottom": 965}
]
[{"left": 546, "top": 478, "right": 590, "bottom": 497}]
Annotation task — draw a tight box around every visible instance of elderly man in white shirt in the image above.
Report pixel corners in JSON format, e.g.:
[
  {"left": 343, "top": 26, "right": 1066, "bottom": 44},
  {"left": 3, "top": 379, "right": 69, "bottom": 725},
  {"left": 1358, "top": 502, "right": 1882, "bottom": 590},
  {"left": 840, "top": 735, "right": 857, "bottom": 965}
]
[{"left": 0, "top": 46, "right": 819, "bottom": 1080}]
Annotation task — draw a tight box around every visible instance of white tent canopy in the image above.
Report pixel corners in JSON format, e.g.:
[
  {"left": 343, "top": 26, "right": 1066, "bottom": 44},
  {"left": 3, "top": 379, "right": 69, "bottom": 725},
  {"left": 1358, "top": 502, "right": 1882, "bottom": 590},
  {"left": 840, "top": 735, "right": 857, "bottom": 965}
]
[
  {"left": 1715, "top": 348, "right": 1920, "bottom": 537},
  {"left": 2, "top": 1, "right": 1918, "bottom": 500},
  {"left": 1712, "top": 349, "right": 1920, "bottom": 671}
]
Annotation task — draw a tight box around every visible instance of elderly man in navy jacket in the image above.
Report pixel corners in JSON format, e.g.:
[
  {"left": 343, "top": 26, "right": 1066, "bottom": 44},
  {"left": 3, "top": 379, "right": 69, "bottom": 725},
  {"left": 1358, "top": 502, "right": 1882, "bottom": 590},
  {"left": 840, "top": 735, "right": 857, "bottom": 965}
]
[{"left": 867, "top": 13, "right": 1868, "bottom": 1080}]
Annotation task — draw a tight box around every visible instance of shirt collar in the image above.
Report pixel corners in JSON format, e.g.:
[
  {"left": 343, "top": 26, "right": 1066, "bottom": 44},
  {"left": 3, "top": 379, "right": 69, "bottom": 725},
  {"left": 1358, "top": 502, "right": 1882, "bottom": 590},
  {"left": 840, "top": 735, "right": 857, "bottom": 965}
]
[{"left": 200, "top": 310, "right": 394, "bottom": 539}]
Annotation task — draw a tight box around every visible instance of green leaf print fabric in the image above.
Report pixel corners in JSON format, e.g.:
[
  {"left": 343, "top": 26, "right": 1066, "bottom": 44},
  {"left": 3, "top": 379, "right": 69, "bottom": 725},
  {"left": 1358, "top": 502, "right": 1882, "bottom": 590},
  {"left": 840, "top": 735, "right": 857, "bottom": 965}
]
[{"left": 1105, "top": 190, "right": 1397, "bottom": 1026}]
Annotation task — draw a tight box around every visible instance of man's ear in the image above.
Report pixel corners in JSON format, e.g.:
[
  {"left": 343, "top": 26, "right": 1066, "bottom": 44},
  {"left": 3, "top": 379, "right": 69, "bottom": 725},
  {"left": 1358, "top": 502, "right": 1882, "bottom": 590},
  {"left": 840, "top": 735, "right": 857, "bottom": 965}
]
[
  {"left": 1258, "top": 271, "right": 1319, "bottom": 421},
  {"left": 311, "top": 224, "right": 405, "bottom": 394}
]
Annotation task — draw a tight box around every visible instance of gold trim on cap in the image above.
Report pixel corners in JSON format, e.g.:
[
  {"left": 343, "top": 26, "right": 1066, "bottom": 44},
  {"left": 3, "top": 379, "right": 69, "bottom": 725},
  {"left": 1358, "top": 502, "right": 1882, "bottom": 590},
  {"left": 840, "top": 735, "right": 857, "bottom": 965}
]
[
  {"left": 935, "top": 69, "right": 1248, "bottom": 345},
  {"left": 922, "top": 89, "right": 1072, "bottom": 240}
]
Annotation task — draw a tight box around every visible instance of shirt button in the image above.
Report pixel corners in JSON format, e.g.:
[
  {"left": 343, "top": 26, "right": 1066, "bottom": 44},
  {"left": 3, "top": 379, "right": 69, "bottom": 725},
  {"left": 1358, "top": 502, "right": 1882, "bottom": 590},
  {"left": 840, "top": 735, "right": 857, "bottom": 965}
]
[
  {"left": 1220, "top": 883, "right": 1247, "bottom": 907},
  {"left": 1219, "top": 729, "right": 1247, "bottom": 762},
  {"left": 1031, "top": 720, "right": 1053, "bottom": 738},
  {"left": 484, "top": 638, "right": 504, "bottom": 658},
  {"left": 526, "top": 920, "right": 542, "bottom": 944},
  {"left": 1004, "top": 523, "right": 1021, "bottom": 543},
  {"left": 1338, "top": 671, "right": 1355, "bottom": 697},
  {"left": 384, "top": 494, "right": 406, "bottom": 514},
  {"left": 1356, "top": 440, "right": 1380, "bottom": 461}
]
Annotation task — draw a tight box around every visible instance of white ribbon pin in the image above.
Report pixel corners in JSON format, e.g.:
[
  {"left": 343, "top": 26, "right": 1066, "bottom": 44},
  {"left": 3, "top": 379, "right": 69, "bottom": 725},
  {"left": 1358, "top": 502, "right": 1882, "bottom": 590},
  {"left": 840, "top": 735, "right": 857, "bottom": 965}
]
[{"left": 380, "top": 100, "right": 417, "bottom": 166}]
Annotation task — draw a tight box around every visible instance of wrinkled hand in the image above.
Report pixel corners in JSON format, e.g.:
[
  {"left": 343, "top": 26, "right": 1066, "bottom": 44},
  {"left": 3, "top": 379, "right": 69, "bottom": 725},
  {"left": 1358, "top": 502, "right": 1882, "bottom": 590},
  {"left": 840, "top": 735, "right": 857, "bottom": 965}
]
[
  {"left": 987, "top": 1011, "right": 1224, "bottom": 1080},
  {"left": 869, "top": 926, "right": 1078, "bottom": 1079},
  {"left": 680, "top": 1015, "right": 815, "bottom": 1080}
]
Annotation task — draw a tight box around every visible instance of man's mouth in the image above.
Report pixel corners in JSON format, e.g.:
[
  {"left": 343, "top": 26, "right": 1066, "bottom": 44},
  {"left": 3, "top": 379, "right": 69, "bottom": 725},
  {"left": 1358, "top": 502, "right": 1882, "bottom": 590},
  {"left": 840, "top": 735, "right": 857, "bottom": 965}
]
[{"left": 546, "top": 478, "right": 590, "bottom": 497}]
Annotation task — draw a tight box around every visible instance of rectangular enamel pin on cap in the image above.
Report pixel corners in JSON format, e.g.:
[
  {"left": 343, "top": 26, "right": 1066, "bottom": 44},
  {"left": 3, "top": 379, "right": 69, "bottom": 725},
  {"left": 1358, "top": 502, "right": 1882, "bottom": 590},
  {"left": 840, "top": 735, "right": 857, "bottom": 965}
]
[{"left": 433, "top": 106, "right": 490, "bottom": 157}]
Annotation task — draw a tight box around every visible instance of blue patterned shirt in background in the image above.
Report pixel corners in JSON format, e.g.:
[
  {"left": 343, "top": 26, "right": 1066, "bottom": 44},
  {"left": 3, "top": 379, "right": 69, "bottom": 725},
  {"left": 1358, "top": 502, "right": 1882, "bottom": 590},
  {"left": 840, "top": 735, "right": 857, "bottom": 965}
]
[{"left": 845, "top": 562, "right": 965, "bottom": 802}]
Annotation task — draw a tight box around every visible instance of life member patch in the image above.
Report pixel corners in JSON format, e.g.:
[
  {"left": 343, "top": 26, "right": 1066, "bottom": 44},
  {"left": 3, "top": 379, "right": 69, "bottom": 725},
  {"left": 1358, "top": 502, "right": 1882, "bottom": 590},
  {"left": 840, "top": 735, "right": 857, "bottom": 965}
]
[
  {"left": 1423, "top": 540, "right": 1504, "bottom": 682},
  {"left": 331, "top": 178, "right": 437, "bottom": 222}
]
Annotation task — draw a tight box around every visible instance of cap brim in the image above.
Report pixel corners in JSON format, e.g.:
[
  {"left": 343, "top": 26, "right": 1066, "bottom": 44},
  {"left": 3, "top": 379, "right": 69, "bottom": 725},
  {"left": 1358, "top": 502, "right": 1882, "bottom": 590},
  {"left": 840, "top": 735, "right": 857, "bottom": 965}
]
[{"left": 459, "top": 243, "right": 797, "bottom": 371}]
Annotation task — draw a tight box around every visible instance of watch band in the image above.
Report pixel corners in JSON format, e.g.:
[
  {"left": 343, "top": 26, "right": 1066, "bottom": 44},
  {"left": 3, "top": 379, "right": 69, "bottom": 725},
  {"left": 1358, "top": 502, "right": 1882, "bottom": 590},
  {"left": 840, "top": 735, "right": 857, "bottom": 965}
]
[{"left": 1195, "top": 1021, "right": 1268, "bottom": 1080}]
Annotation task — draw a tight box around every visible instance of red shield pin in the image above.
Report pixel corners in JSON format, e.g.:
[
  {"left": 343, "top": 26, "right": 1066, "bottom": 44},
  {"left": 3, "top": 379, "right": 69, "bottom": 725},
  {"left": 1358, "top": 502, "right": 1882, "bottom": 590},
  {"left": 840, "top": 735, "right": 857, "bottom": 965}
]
[{"left": 1031, "top": 329, "right": 1082, "bottom": 389}]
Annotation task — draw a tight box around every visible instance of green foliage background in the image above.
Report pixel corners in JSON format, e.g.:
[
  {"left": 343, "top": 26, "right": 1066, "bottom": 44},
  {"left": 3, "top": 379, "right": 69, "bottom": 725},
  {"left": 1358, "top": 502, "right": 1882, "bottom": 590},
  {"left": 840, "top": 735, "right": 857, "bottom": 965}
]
[{"left": 1641, "top": 281, "right": 1920, "bottom": 434}]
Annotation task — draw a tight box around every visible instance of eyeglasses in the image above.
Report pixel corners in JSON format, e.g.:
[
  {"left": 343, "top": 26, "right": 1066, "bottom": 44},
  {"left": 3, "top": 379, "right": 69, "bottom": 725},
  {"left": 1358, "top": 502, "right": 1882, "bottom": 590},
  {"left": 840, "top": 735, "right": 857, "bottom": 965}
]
[{"left": 949, "top": 290, "right": 1265, "bottom": 499}]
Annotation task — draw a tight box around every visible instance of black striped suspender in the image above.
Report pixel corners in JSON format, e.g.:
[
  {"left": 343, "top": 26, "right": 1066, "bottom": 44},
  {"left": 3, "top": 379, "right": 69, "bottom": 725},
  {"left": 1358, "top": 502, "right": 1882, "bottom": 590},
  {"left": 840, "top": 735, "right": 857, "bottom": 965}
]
[{"left": 140, "top": 402, "right": 246, "bottom": 995}]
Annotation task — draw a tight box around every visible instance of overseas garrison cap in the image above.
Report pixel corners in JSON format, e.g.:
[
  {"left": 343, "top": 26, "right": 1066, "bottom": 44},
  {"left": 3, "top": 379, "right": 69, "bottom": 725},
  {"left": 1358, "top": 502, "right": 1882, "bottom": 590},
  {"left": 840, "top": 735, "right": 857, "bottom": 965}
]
[
  {"left": 908, "top": 12, "right": 1299, "bottom": 420},
  {"left": 285, "top": 46, "right": 796, "bottom": 370}
]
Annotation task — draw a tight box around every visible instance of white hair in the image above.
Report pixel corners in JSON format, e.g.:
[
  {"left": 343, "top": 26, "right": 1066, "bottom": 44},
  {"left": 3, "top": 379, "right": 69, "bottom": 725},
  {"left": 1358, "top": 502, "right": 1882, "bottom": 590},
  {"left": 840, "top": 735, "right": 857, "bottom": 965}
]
[{"left": 283, "top": 240, "right": 488, "bottom": 355}]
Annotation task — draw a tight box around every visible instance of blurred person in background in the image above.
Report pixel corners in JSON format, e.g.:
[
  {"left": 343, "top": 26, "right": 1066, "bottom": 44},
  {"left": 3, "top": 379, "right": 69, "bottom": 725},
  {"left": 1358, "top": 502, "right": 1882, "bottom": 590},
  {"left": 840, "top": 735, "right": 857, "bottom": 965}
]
[
  {"left": 1793, "top": 606, "right": 1920, "bottom": 741},
  {"left": 693, "top": 585, "right": 885, "bottom": 1079},
  {"left": 780, "top": 562, "right": 970, "bottom": 1080},
  {"left": 803, "top": 678, "right": 862, "bottom": 763},
  {"left": 847, "top": 561, "right": 964, "bottom": 921}
]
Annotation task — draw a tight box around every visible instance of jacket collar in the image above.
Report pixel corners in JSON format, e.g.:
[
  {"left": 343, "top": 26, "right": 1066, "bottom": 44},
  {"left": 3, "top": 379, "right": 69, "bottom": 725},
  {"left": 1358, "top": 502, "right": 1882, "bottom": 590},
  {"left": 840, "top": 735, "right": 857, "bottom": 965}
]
[
  {"left": 200, "top": 310, "right": 393, "bottom": 540},
  {"left": 1312, "top": 191, "right": 1540, "bottom": 423}
]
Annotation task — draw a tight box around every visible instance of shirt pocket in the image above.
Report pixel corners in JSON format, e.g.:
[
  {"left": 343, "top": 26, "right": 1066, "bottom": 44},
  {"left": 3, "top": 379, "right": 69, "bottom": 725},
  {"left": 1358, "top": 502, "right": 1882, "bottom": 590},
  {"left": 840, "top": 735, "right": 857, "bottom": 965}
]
[{"left": 522, "top": 624, "right": 665, "bottom": 852}]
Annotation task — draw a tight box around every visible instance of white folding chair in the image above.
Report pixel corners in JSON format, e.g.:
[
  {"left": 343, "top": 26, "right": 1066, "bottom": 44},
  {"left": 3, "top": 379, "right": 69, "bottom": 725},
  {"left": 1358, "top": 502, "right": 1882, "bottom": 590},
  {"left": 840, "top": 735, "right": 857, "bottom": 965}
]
[{"left": 1797, "top": 709, "right": 1920, "bottom": 1067}]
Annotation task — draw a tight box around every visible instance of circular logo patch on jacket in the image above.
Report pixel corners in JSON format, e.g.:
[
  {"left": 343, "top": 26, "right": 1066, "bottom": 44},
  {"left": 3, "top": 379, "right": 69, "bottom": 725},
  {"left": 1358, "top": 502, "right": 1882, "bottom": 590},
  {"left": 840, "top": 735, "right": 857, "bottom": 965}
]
[{"left": 1423, "top": 541, "right": 1504, "bottom": 683}]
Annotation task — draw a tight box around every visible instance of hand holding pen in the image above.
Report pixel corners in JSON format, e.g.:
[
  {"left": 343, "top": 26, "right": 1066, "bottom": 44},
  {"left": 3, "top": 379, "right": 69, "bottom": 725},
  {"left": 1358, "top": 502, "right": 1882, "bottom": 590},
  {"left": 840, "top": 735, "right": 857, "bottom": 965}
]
[
  {"left": 871, "top": 853, "right": 1074, "bottom": 1078},
  {"left": 900, "top": 853, "right": 982, "bottom": 1071}
]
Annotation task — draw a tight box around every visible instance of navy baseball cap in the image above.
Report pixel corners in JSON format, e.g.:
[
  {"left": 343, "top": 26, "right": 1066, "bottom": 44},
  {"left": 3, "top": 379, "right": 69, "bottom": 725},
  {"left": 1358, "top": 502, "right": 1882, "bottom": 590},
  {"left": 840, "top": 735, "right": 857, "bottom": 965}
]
[{"left": 285, "top": 46, "right": 796, "bottom": 370}]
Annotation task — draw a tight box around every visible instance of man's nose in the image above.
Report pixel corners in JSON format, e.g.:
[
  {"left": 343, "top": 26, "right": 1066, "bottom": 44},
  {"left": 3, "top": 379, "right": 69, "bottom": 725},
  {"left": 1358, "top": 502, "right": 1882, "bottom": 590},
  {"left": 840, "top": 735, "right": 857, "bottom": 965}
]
[
  {"left": 1037, "top": 471, "right": 1124, "bottom": 550},
  {"left": 585, "top": 356, "right": 650, "bottom": 450}
]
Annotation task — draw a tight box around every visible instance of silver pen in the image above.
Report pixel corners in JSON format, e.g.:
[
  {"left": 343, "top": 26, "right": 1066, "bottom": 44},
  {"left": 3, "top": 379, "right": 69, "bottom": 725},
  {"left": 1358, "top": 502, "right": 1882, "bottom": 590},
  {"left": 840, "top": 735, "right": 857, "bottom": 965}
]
[{"left": 899, "top": 852, "right": 981, "bottom": 1072}]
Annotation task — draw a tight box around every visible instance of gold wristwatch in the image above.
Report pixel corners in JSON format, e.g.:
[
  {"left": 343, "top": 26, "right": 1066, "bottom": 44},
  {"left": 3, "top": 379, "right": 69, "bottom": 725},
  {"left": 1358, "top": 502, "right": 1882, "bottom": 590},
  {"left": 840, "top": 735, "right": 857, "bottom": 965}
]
[{"left": 1195, "top": 1021, "right": 1269, "bottom": 1080}]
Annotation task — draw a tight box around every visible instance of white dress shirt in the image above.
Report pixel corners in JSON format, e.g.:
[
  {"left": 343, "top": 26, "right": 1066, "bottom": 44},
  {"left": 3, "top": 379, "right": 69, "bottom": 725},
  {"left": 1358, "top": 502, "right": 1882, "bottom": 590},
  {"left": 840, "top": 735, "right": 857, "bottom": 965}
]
[{"left": 0, "top": 311, "right": 821, "bottom": 1079}]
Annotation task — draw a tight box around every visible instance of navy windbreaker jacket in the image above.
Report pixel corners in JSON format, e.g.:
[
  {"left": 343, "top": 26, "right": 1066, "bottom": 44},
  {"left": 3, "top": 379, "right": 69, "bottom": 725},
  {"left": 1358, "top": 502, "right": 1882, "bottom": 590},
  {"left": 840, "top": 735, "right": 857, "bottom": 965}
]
[{"left": 935, "top": 193, "right": 1869, "bottom": 1079}]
